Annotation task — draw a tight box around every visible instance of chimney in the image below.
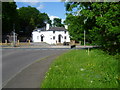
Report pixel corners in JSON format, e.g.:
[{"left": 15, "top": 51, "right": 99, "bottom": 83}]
[
  {"left": 46, "top": 23, "right": 50, "bottom": 30},
  {"left": 64, "top": 25, "right": 68, "bottom": 30}
]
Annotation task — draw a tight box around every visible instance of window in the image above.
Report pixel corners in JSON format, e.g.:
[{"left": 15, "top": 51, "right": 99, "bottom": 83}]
[
  {"left": 37, "top": 36, "right": 39, "bottom": 40},
  {"left": 64, "top": 31, "right": 66, "bottom": 34},
  {"left": 64, "top": 36, "right": 66, "bottom": 39},
  {"left": 53, "top": 36, "right": 55, "bottom": 40},
  {"left": 53, "top": 31, "right": 55, "bottom": 33}
]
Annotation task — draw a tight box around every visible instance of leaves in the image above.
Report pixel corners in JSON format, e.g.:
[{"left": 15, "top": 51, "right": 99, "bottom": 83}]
[
  {"left": 17, "top": 6, "right": 50, "bottom": 37},
  {"left": 2, "top": 2, "right": 17, "bottom": 35},
  {"left": 53, "top": 18, "right": 64, "bottom": 27},
  {"left": 65, "top": 2, "right": 120, "bottom": 54},
  {"left": 2, "top": 3, "right": 51, "bottom": 38}
]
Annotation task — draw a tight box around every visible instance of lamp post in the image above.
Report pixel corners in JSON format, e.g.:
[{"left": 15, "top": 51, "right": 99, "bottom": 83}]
[
  {"left": 84, "top": 18, "right": 87, "bottom": 47},
  {"left": 13, "top": 24, "right": 16, "bottom": 47},
  {"left": 84, "top": 30, "right": 86, "bottom": 46}
]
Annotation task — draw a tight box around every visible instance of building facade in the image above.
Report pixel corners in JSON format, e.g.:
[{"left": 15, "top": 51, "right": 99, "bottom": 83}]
[{"left": 32, "top": 24, "right": 70, "bottom": 44}]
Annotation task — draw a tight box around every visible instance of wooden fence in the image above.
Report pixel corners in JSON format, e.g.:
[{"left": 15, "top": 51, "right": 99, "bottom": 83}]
[{"left": 0, "top": 40, "right": 31, "bottom": 46}]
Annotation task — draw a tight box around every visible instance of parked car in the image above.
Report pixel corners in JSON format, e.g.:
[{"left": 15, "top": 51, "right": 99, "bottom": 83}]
[{"left": 63, "top": 42, "right": 69, "bottom": 46}]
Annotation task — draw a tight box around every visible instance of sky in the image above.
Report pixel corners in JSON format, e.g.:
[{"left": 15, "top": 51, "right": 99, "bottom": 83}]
[{"left": 15, "top": 1, "right": 67, "bottom": 23}]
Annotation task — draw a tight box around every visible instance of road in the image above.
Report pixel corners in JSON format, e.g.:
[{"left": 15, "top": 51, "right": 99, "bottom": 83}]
[{"left": 2, "top": 48, "right": 67, "bottom": 86}]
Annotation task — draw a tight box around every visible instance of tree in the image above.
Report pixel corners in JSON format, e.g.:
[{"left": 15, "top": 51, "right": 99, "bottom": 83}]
[
  {"left": 2, "top": 2, "right": 18, "bottom": 35},
  {"left": 65, "top": 2, "right": 120, "bottom": 54},
  {"left": 65, "top": 14, "right": 84, "bottom": 41},
  {"left": 53, "top": 18, "right": 64, "bottom": 27},
  {"left": 17, "top": 6, "right": 40, "bottom": 36},
  {"left": 37, "top": 13, "right": 51, "bottom": 28},
  {"left": 2, "top": 2, "right": 51, "bottom": 41},
  {"left": 17, "top": 6, "right": 51, "bottom": 37}
]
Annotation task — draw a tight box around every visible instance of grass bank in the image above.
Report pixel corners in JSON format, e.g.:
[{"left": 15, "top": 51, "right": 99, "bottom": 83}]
[{"left": 41, "top": 49, "right": 119, "bottom": 88}]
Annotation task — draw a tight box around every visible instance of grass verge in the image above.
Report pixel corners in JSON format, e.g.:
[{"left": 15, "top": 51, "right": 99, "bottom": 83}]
[{"left": 41, "top": 49, "right": 119, "bottom": 88}]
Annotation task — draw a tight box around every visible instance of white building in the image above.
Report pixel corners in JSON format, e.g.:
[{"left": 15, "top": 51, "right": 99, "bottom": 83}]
[{"left": 32, "top": 24, "right": 70, "bottom": 44}]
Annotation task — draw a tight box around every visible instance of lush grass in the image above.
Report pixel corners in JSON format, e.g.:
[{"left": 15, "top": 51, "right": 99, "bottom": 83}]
[{"left": 41, "top": 49, "right": 119, "bottom": 88}]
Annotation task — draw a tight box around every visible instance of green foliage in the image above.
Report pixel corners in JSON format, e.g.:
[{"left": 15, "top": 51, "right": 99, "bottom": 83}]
[
  {"left": 65, "top": 2, "right": 120, "bottom": 54},
  {"left": 53, "top": 18, "right": 64, "bottom": 27},
  {"left": 2, "top": 3, "right": 51, "bottom": 38},
  {"left": 2, "top": 2, "right": 18, "bottom": 35},
  {"left": 65, "top": 14, "right": 84, "bottom": 41},
  {"left": 41, "top": 50, "right": 119, "bottom": 88},
  {"left": 17, "top": 6, "right": 51, "bottom": 37},
  {"left": 37, "top": 13, "right": 51, "bottom": 28}
]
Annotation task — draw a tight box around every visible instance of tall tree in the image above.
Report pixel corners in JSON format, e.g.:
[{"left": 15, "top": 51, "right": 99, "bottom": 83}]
[
  {"left": 65, "top": 14, "right": 84, "bottom": 41},
  {"left": 2, "top": 2, "right": 18, "bottom": 35},
  {"left": 65, "top": 2, "right": 120, "bottom": 54},
  {"left": 53, "top": 18, "right": 64, "bottom": 27},
  {"left": 17, "top": 6, "right": 51, "bottom": 37},
  {"left": 37, "top": 13, "right": 51, "bottom": 28},
  {"left": 17, "top": 6, "right": 40, "bottom": 36}
]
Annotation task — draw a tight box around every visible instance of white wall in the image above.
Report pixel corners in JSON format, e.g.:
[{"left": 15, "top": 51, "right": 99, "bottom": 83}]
[
  {"left": 32, "top": 30, "right": 70, "bottom": 44},
  {"left": 32, "top": 31, "right": 40, "bottom": 42}
]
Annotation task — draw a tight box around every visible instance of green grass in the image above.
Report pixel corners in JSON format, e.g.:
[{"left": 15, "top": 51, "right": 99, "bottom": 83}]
[{"left": 41, "top": 49, "right": 119, "bottom": 88}]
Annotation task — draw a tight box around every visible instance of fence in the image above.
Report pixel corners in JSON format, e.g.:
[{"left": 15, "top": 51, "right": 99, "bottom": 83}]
[{"left": 0, "top": 40, "right": 31, "bottom": 46}]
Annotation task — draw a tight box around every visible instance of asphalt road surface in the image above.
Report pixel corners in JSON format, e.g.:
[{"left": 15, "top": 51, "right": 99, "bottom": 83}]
[{"left": 2, "top": 48, "right": 67, "bottom": 86}]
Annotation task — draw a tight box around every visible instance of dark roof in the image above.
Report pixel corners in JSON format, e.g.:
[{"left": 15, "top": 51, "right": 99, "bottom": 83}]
[
  {"left": 33, "top": 27, "right": 67, "bottom": 32},
  {"left": 48, "top": 27, "right": 67, "bottom": 31},
  {"left": 34, "top": 27, "right": 46, "bottom": 31}
]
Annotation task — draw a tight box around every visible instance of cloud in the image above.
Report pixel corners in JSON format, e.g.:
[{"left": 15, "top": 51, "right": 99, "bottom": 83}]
[
  {"left": 36, "top": 4, "right": 44, "bottom": 10},
  {"left": 27, "top": 2, "right": 40, "bottom": 6},
  {"left": 49, "top": 15, "right": 59, "bottom": 24},
  {"left": 22, "top": 2, "right": 41, "bottom": 7},
  {"left": 16, "top": 2, "right": 44, "bottom": 10},
  {"left": 15, "top": 0, "right": 61, "bottom": 2},
  {"left": 49, "top": 16, "right": 59, "bottom": 21},
  {"left": 49, "top": 15, "right": 65, "bottom": 24},
  {"left": 61, "top": 19, "right": 65, "bottom": 24},
  {"left": 15, "top": 0, "right": 40, "bottom": 2},
  {"left": 17, "top": 7, "right": 19, "bottom": 9}
]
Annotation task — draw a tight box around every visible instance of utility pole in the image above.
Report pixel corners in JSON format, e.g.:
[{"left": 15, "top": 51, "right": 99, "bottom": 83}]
[
  {"left": 84, "top": 18, "right": 87, "bottom": 47},
  {"left": 13, "top": 24, "right": 16, "bottom": 47},
  {"left": 84, "top": 30, "right": 86, "bottom": 46}
]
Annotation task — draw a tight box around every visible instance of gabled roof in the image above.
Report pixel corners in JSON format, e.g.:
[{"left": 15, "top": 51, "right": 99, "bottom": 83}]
[
  {"left": 33, "top": 27, "right": 67, "bottom": 32},
  {"left": 48, "top": 27, "right": 67, "bottom": 31},
  {"left": 34, "top": 27, "right": 46, "bottom": 31}
]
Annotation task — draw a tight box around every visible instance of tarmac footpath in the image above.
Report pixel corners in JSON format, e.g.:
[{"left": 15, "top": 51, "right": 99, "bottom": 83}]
[{"left": 2, "top": 51, "right": 66, "bottom": 88}]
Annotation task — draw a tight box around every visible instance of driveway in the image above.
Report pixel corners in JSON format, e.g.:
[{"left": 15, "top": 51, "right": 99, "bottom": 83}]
[{"left": 2, "top": 48, "right": 68, "bottom": 88}]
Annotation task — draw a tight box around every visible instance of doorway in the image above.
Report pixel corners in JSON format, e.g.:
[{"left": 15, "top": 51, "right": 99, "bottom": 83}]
[
  {"left": 58, "top": 34, "right": 61, "bottom": 43},
  {"left": 41, "top": 35, "right": 44, "bottom": 42}
]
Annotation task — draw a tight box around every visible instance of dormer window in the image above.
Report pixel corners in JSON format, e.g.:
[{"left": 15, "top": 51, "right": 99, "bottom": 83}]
[
  {"left": 65, "top": 31, "right": 66, "bottom": 34},
  {"left": 37, "top": 36, "right": 39, "bottom": 40},
  {"left": 53, "top": 31, "right": 55, "bottom": 33}
]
